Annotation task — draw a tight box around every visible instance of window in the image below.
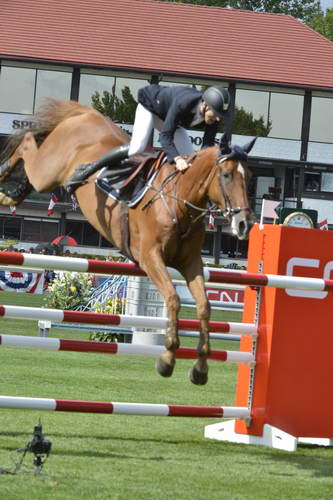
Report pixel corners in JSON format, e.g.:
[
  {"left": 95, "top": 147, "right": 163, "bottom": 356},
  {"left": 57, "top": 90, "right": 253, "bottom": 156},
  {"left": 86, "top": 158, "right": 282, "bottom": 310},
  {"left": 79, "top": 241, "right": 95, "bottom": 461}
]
[
  {"left": 34, "top": 70, "right": 71, "bottom": 110},
  {"left": 309, "top": 96, "right": 333, "bottom": 143},
  {"left": 101, "top": 236, "right": 113, "bottom": 248},
  {"left": 83, "top": 224, "right": 100, "bottom": 246},
  {"left": 304, "top": 172, "right": 320, "bottom": 192},
  {"left": 114, "top": 76, "right": 146, "bottom": 102},
  {"left": 0, "top": 66, "right": 35, "bottom": 114},
  {"left": 321, "top": 172, "right": 333, "bottom": 192},
  {"left": 0, "top": 216, "right": 21, "bottom": 240},
  {"left": 21, "top": 218, "right": 59, "bottom": 242},
  {"left": 0, "top": 64, "right": 72, "bottom": 115},
  {"left": 79, "top": 72, "right": 147, "bottom": 123},
  {"left": 235, "top": 88, "right": 270, "bottom": 136},
  {"left": 304, "top": 170, "right": 333, "bottom": 194},
  {"left": 269, "top": 93, "right": 303, "bottom": 140},
  {"left": 65, "top": 220, "right": 103, "bottom": 246},
  {"left": 65, "top": 220, "right": 84, "bottom": 244},
  {"left": 79, "top": 73, "right": 115, "bottom": 107},
  {"left": 235, "top": 86, "right": 304, "bottom": 140}
]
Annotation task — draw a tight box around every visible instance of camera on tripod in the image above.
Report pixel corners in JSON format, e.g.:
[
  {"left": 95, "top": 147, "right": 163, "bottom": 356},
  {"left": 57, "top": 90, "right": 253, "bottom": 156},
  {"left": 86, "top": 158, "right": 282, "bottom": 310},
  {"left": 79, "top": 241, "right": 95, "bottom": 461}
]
[
  {"left": 27, "top": 424, "right": 52, "bottom": 456},
  {"left": 22, "top": 423, "right": 52, "bottom": 474}
]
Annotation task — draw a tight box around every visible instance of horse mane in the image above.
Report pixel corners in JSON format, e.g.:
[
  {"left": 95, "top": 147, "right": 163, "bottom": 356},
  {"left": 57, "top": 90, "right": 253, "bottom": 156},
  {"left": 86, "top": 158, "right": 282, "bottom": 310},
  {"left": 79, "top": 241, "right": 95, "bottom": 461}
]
[
  {"left": 185, "top": 146, "right": 218, "bottom": 182},
  {"left": 0, "top": 99, "right": 90, "bottom": 163}
]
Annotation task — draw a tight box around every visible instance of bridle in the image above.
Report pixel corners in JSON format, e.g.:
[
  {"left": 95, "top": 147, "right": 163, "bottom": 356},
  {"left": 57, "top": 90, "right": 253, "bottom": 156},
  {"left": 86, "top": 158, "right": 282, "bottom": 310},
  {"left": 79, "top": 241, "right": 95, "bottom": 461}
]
[
  {"left": 215, "top": 152, "right": 251, "bottom": 219},
  {"left": 142, "top": 149, "right": 250, "bottom": 225}
]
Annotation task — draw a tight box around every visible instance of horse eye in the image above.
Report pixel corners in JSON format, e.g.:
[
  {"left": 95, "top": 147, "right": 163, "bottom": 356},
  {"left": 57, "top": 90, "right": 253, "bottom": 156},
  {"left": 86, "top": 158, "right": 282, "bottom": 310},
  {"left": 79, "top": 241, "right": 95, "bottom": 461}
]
[{"left": 223, "top": 172, "right": 231, "bottom": 179}]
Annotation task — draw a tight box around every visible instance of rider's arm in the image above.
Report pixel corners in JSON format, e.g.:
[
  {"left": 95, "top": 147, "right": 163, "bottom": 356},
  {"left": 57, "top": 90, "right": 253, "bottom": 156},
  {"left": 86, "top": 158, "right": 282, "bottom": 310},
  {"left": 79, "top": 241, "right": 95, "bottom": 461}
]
[
  {"left": 202, "top": 121, "right": 219, "bottom": 149},
  {"left": 159, "top": 101, "right": 184, "bottom": 163}
]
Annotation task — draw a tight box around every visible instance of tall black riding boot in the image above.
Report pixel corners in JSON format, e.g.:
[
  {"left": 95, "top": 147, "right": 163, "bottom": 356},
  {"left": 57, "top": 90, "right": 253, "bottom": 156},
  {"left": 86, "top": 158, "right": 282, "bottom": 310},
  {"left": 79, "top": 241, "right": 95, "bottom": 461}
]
[{"left": 65, "top": 144, "right": 130, "bottom": 195}]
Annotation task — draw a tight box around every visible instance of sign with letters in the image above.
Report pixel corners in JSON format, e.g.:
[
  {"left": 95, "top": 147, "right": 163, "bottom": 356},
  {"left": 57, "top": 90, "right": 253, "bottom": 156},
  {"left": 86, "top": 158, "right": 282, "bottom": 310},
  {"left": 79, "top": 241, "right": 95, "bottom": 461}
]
[{"left": 0, "top": 112, "right": 37, "bottom": 134}]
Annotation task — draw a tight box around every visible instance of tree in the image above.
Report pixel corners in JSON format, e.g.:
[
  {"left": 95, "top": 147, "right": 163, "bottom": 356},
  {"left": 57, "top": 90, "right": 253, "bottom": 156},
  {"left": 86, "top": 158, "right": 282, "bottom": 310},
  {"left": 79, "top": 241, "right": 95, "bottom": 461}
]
[
  {"left": 91, "top": 86, "right": 137, "bottom": 123},
  {"left": 228, "top": 0, "right": 321, "bottom": 23},
  {"left": 157, "top": 0, "right": 227, "bottom": 5},
  {"left": 157, "top": 0, "right": 322, "bottom": 24},
  {"left": 308, "top": 8, "right": 333, "bottom": 41},
  {"left": 234, "top": 106, "right": 272, "bottom": 136}
]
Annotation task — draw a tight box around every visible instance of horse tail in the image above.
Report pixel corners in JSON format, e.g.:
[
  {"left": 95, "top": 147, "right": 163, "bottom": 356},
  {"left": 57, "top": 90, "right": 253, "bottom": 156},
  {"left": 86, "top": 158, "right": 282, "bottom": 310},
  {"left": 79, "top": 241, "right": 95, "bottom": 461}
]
[{"left": 0, "top": 99, "right": 90, "bottom": 163}]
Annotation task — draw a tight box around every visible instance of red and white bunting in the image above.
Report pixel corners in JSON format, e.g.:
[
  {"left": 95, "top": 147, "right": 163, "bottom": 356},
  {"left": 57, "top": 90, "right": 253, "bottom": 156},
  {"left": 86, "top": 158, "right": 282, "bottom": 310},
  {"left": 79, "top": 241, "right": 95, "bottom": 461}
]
[
  {"left": 319, "top": 219, "right": 328, "bottom": 230},
  {"left": 207, "top": 211, "right": 216, "bottom": 230},
  {"left": 47, "top": 193, "right": 58, "bottom": 216}
]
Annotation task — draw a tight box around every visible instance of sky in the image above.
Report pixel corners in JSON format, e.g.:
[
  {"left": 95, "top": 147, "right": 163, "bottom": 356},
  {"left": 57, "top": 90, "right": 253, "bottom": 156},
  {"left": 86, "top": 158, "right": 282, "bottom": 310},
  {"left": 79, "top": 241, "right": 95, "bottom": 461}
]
[{"left": 321, "top": 0, "right": 333, "bottom": 11}]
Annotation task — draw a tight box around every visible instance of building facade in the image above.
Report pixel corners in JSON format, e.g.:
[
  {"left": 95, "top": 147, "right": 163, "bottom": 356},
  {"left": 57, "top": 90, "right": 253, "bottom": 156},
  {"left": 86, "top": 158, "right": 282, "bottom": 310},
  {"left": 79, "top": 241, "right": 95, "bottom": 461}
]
[{"left": 0, "top": 0, "right": 332, "bottom": 259}]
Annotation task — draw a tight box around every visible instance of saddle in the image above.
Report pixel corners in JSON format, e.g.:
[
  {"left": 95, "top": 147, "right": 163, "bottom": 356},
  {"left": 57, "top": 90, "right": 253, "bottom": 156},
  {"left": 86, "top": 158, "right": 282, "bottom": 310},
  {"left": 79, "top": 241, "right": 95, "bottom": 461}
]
[{"left": 96, "top": 151, "right": 166, "bottom": 207}]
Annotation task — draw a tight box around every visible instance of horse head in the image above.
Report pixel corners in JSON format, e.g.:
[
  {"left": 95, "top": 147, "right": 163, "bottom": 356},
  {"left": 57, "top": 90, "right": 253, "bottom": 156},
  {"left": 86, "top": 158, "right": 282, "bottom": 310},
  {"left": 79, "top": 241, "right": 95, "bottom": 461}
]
[{"left": 209, "top": 134, "right": 256, "bottom": 240}]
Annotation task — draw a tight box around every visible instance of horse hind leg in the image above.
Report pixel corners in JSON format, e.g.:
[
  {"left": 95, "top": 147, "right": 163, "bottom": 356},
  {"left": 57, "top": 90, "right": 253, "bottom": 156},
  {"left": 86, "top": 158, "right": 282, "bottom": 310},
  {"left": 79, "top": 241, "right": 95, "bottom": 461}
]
[
  {"left": 0, "top": 140, "right": 27, "bottom": 183},
  {"left": 0, "top": 133, "right": 33, "bottom": 205},
  {"left": 0, "top": 150, "right": 33, "bottom": 206},
  {"left": 2, "top": 131, "right": 54, "bottom": 195}
]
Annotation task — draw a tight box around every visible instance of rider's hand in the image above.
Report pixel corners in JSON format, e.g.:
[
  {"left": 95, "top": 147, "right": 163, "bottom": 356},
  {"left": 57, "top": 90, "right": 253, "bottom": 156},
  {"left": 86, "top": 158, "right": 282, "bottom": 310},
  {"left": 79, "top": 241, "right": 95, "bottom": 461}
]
[{"left": 175, "top": 156, "right": 189, "bottom": 171}]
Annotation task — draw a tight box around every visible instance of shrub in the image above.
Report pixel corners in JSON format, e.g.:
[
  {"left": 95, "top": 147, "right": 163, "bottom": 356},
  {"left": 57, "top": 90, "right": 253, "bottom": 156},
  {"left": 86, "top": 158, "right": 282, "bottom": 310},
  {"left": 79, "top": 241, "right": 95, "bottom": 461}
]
[{"left": 44, "top": 272, "right": 93, "bottom": 310}]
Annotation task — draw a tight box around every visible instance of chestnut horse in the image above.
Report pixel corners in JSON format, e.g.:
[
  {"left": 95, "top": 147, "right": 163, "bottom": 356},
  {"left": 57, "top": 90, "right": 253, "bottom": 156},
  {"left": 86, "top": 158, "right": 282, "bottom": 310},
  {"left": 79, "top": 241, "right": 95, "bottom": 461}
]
[{"left": 0, "top": 99, "right": 255, "bottom": 385}]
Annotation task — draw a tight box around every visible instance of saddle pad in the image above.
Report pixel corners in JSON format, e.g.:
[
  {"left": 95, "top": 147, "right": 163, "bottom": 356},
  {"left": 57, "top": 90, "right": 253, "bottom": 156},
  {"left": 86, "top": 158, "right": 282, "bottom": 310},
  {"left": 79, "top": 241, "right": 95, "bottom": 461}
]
[{"left": 96, "top": 167, "right": 158, "bottom": 208}]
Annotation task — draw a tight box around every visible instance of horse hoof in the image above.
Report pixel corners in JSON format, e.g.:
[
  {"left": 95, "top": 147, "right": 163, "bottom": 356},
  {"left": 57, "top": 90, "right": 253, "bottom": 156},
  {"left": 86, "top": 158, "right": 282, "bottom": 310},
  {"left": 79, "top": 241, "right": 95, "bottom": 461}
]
[
  {"left": 155, "top": 357, "right": 175, "bottom": 378},
  {"left": 189, "top": 366, "right": 208, "bottom": 386}
]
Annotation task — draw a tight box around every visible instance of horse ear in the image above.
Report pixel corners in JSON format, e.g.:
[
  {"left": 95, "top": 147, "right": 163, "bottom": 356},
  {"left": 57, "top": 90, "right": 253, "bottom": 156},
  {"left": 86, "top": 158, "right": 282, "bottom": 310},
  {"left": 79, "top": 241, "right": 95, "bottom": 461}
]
[
  {"left": 243, "top": 137, "right": 257, "bottom": 154},
  {"left": 219, "top": 133, "right": 231, "bottom": 155}
]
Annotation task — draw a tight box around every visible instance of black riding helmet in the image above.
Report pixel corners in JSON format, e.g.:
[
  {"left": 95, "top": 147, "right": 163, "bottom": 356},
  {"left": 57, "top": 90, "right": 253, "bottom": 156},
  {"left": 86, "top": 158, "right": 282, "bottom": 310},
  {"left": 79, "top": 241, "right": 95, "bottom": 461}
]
[{"left": 203, "top": 85, "right": 230, "bottom": 119}]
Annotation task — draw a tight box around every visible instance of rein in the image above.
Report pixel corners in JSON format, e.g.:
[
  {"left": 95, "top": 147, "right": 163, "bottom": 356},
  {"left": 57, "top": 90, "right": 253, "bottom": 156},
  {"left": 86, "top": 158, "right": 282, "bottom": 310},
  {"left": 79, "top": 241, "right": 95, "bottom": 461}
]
[
  {"left": 142, "top": 152, "right": 250, "bottom": 226},
  {"left": 142, "top": 170, "right": 211, "bottom": 230}
]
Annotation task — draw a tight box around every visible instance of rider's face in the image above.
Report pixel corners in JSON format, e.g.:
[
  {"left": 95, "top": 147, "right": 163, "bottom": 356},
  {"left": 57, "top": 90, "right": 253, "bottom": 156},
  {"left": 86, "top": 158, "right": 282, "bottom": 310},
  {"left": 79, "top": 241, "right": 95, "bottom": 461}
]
[{"left": 203, "top": 107, "right": 220, "bottom": 125}]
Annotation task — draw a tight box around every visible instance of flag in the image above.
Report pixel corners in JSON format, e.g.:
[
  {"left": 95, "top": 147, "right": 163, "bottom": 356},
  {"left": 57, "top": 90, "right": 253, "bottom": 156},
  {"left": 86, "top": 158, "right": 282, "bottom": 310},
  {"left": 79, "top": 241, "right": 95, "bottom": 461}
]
[
  {"left": 259, "top": 199, "right": 281, "bottom": 229},
  {"left": 319, "top": 219, "right": 328, "bottom": 230},
  {"left": 207, "top": 211, "right": 216, "bottom": 230},
  {"left": 47, "top": 193, "right": 58, "bottom": 216},
  {"left": 71, "top": 195, "right": 79, "bottom": 211},
  {"left": 9, "top": 205, "right": 17, "bottom": 216}
]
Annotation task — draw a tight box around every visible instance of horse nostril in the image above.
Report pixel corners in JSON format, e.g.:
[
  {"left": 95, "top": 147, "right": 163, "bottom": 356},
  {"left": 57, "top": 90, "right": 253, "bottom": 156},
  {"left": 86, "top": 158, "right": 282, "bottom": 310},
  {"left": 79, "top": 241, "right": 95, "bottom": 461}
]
[{"left": 237, "top": 219, "right": 251, "bottom": 240}]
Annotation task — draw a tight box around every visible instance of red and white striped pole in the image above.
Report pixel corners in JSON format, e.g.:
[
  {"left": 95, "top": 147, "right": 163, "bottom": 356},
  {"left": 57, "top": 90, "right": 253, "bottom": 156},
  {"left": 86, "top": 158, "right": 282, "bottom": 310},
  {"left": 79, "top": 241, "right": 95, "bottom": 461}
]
[
  {"left": 0, "top": 304, "right": 257, "bottom": 336},
  {"left": 0, "top": 334, "right": 254, "bottom": 364},
  {"left": 0, "top": 250, "right": 332, "bottom": 290},
  {"left": 0, "top": 395, "right": 250, "bottom": 419}
]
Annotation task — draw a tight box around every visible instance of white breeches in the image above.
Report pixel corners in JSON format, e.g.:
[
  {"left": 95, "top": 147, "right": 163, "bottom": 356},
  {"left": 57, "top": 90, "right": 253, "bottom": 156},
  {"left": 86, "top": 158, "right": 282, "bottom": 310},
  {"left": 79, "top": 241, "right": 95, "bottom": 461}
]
[{"left": 128, "top": 103, "right": 194, "bottom": 157}]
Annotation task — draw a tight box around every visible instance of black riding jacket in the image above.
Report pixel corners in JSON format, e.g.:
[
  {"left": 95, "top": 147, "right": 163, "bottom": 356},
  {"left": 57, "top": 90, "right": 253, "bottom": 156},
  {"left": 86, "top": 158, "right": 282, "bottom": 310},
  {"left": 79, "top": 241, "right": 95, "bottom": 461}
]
[{"left": 138, "top": 84, "right": 219, "bottom": 162}]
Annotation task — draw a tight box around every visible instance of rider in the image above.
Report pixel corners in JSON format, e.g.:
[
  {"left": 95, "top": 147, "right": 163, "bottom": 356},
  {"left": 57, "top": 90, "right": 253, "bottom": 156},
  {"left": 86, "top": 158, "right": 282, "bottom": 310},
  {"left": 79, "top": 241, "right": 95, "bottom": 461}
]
[
  {"left": 67, "top": 84, "right": 232, "bottom": 191},
  {"left": 127, "top": 83, "right": 232, "bottom": 171}
]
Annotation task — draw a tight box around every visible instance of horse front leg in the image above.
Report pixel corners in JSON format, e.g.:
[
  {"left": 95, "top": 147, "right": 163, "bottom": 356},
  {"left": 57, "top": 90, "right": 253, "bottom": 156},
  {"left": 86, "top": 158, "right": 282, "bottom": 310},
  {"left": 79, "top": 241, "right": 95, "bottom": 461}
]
[
  {"left": 180, "top": 260, "right": 211, "bottom": 385},
  {"left": 139, "top": 250, "right": 180, "bottom": 378}
]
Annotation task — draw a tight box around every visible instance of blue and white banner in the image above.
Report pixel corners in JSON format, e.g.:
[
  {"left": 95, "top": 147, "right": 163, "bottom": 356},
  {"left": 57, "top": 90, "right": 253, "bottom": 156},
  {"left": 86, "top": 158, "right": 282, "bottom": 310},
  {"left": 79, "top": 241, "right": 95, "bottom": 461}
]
[{"left": 0, "top": 271, "right": 44, "bottom": 293}]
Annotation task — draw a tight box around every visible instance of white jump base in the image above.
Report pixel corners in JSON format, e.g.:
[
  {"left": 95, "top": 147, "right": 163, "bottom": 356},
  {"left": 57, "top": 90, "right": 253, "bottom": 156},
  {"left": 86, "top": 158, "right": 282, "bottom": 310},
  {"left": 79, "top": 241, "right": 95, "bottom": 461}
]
[{"left": 204, "top": 420, "right": 333, "bottom": 453}]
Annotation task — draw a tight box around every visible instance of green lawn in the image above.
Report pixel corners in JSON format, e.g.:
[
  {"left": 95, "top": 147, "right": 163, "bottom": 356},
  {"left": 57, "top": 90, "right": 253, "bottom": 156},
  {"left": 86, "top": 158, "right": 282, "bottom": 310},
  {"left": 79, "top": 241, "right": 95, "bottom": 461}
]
[{"left": 0, "top": 292, "right": 332, "bottom": 500}]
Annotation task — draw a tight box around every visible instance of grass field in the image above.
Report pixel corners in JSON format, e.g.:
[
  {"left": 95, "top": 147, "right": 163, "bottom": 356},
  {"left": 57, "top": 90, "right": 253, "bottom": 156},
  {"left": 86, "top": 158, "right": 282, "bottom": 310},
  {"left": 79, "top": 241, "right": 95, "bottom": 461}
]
[{"left": 0, "top": 291, "right": 333, "bottom": 499}]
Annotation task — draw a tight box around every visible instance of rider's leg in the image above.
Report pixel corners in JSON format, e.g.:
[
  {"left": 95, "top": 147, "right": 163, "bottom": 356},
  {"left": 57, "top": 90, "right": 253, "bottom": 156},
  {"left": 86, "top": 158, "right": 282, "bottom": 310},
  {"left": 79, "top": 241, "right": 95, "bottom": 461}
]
[
  {"left": 128, "top": 104, "right": 155, "bottom": 156},
  {"left": 65, "top": 104, "right": 155, "bottom": 194}
]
